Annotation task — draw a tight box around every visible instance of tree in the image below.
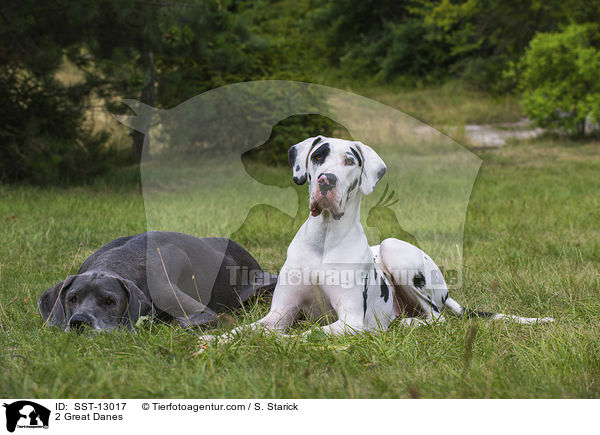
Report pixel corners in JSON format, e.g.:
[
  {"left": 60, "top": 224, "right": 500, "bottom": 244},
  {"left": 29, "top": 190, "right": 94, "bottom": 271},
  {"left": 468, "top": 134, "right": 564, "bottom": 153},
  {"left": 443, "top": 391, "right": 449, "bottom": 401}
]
[
  {"left": 517, "top": 24, "right": 600, "bottom": 134},
  {"left": 0, "top": 0, "right": 280, "bottom": 182},
  {"left": 312, "top": 0, "right": 449, "bottom": 82},
  {"left": 0, "top": 0, "right": 111, "bottom": 183},
  {"left": 310, "top": 0, "right": 570, "bottom": 88},
  {"left": 416, "top": 0, "right": 567, "bottom": 89}
]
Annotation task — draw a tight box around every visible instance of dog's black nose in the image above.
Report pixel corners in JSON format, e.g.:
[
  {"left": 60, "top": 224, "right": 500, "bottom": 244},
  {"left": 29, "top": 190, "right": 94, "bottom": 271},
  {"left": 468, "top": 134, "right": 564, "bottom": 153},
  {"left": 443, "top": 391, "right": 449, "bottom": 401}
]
[
  {"left": 317, "top": 173, "right": 337, "bottom": 186},
  {"left": 69, "top": 314, "right": 93, "bottom": 332},
  {"left": 317, "top": 173, "right": 337, "bottom": 194}
]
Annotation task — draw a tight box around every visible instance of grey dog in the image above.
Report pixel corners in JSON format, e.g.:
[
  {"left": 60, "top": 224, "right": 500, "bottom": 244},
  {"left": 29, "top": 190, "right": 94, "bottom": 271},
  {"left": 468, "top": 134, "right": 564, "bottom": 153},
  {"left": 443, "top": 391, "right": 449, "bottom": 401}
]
[{"left": 38, "top": 231, "right": 276, "bottom": 332}]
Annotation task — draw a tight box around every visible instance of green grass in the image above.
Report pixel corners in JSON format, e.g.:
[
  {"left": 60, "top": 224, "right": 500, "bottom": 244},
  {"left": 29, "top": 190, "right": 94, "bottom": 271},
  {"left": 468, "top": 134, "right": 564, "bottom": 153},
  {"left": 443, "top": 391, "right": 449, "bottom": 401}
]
[
  {"left": 341, "top": 81, "right": 524, "bottom": 127},
  {"left": 1, "top": 136, "right": 599, "bottom": 398}
]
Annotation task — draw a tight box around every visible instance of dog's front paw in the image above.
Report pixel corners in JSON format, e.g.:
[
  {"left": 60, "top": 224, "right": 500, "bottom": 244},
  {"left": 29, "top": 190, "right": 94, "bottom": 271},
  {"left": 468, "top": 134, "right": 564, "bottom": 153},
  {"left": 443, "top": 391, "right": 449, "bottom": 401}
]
[{"left": 193, "top": 334, "right": 217, "bottom": 356}]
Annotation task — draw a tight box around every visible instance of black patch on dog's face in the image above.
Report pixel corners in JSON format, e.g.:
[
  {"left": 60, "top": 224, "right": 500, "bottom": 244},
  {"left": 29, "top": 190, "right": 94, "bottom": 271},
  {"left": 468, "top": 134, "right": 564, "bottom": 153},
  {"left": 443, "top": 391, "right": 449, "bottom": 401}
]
[
  {"left": 350, "top": 147, "right": 362, "bottom": 167},
  {"left": 342, "top": 177, "right": 360, "bottom": 210},
  {"left": 288, "top": 146, "right": 297, "bottom": 168},
  {"left": 318, "top": 173, "right": 336, "bottom": 195},
  {"left": 379, "top": 276, "right": 389, "bottom": 302},
  {"left": 310, "top": 143, "right": 330, "bottom": 166},
  {"left": 413, "top": 271, "right": 426, "bottom": 289}
]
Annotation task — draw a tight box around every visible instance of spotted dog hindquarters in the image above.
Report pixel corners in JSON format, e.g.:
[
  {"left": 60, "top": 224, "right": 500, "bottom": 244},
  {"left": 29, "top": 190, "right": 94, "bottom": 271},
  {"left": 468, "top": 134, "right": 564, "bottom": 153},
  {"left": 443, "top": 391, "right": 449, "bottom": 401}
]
[{"left": 373, "top": 237, "right": 554, "bottom": 325}]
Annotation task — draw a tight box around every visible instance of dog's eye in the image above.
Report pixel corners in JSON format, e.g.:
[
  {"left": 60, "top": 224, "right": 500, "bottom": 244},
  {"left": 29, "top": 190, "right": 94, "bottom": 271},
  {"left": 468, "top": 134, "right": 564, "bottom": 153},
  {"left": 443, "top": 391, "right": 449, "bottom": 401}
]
[
  {"left": 68, "top": 296, "right": 77, "bottom": 304},
  {"left": 105, "top": 298, "right": 115, "bottom": 306},
  {"left": 345, "top": 157, "right": 355, "bottom": 166},
  {"left": 314, "top": 155, "right": 322, "bottom": 161}
]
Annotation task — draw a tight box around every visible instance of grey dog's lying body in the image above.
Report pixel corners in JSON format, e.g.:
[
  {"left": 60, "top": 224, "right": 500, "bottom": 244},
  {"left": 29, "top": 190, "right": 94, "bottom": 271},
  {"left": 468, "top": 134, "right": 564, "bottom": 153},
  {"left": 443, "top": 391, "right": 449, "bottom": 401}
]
[{"left": 39, "top": 231, "right": 276, "bottom": 331}]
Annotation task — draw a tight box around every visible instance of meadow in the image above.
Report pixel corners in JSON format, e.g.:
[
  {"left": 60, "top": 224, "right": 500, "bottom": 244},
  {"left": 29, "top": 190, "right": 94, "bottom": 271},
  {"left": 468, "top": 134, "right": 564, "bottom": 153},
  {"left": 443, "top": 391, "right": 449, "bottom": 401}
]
[{"left": 1, "top": 89, "right": 599, "bottom": 398}]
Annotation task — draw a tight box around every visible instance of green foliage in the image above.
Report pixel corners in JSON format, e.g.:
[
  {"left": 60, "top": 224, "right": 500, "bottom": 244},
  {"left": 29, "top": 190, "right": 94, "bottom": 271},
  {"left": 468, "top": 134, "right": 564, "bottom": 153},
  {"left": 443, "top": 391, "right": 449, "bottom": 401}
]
[
  {"left": 0, "top": 0, "right": 117, "bottom": 184},
  {"left": 313, "top": 1, "right": 450, "bottom": 83},
  {"left": 4, "top": 0, "right": 600, "bottom": 184},
  {"left": 417, "top": 0, "right": 568, "bottom": 90},
  {"left": 242, "top": 115, "right": 348, "bottom": 166},
  {"left": 308, "top": 0, "right": 573, "bottom": 89},
  {"left": 231, "top": 0, "right": 329, "bottom": 81},
  {"left": 516, "top": 24, "right": 600, "bottom": 134},
  {"left": 0, "top": 0, "right": 338, "bottom": 182},
  {"left": 377, "top": 19, "right": 450, "bottom": 80},
  {"left": 0, "top": 69, "right": 113, "bottom": 184},
  {"left": 78, "top": 0, "right": 270, "bottom": 109}
]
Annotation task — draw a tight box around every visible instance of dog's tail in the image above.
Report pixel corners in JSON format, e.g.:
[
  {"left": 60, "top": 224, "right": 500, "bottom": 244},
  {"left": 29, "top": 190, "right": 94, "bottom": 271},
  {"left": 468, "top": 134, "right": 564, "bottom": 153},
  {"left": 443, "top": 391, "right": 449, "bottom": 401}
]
[{"left": 443, "top": 297, "right": 554, "bottom": 324}]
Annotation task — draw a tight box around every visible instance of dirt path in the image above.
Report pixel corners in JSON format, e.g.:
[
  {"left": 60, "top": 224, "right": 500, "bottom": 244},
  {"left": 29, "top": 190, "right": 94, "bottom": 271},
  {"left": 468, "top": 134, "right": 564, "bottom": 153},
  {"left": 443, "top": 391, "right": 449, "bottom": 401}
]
[
  {"left": 414, "top": 118, "right": 544, "bottom": 148},
  {"left": 462, "top": 119, "right": 544, "bottom": 147}
]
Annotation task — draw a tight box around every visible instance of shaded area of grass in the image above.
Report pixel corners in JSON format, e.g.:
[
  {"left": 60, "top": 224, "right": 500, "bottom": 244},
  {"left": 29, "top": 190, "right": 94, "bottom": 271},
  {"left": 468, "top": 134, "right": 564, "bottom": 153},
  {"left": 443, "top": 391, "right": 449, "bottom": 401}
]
[{"left": 1, "top": 137, "right": 599, "bottom": 398}]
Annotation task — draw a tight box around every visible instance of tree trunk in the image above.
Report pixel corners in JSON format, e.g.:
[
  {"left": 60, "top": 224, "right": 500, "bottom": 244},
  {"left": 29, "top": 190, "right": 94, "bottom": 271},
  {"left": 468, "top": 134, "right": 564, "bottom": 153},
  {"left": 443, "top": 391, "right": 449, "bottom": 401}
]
[
  {"left": 577, "top": 119, "right": 586, "bottom": 136},
  {"left": 132, "top": 51, "right": 155, "bottom": 162}
]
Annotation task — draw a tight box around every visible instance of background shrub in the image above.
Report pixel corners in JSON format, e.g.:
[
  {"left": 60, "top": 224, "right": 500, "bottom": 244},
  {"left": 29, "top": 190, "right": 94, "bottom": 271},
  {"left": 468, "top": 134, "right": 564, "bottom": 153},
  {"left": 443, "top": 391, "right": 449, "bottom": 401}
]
[
  {"left": 517, "top": 24, "right": 600, "bottom": 135},
  {"left": 0, "top": 71, "right": 114, "bottom": 184}
]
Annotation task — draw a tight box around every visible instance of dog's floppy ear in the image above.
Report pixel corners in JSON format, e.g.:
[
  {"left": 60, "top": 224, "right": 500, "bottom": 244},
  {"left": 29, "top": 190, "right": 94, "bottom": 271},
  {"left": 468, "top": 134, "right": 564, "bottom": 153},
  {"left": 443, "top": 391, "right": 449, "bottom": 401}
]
[
  {"left": 288, "top": 136, "right": 322, "bottom": 185},
  {"left": 356, "top": 141, "right": 387, "bottom": 195},
  {"left": 38, "top": 275, "right": 77, "bottom": 327},
  {"left": 119, "top": 278, "right": 152, "bottom": 329}
]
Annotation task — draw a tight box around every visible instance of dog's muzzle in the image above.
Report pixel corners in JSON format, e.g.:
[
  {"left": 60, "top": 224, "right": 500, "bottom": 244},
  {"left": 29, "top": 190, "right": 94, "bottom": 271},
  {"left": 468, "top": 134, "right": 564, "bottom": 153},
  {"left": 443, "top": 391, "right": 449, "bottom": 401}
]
[
  {"left": 317, "top": 173, "right": 337, "bottom": 193},
  {"left": 68, "top": 313, "right": 95, "bottom": 333},
  {"left": 311, "top": 172, "right": 341, "bottom": 217}
]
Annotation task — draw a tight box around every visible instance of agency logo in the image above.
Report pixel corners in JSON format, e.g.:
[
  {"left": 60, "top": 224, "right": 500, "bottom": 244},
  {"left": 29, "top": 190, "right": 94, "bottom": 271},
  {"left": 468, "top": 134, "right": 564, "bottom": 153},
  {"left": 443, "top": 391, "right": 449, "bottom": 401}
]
[{"left": 3, "top": 401, "right": 50, "bottom": 433}]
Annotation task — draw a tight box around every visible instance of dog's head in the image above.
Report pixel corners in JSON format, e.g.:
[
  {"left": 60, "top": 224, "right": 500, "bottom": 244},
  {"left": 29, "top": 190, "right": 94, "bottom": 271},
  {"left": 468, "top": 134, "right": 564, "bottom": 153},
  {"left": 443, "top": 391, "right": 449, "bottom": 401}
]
[
  {"left": 288, "top": 136, "right": 386, "bottom": 219},
  {"left": 38, "top": 272, "right": 151, "bottom": 332}
]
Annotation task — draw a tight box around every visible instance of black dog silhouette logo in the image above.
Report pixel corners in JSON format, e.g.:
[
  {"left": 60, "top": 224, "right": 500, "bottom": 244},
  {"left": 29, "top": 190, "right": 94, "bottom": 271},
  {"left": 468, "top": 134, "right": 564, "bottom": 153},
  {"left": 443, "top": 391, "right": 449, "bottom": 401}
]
[
  {"left": 366, "top": 184, "right": 420, "bottom": 248},
  {"left": 3, "top": 401, "right": 50, "bottom": 432}
]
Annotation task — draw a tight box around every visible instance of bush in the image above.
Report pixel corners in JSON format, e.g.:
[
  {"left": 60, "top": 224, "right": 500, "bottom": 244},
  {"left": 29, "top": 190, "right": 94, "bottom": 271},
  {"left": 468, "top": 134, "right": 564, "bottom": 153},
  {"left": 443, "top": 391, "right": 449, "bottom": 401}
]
[
  {"left": 517, "top": 24, "right": 600, "bottom": 134},
  {"left": 0, "top": 71, "right": 114, "bottom": 184},
  {"left": 344, "top": 19, "right": 450, "bottom": 82}
]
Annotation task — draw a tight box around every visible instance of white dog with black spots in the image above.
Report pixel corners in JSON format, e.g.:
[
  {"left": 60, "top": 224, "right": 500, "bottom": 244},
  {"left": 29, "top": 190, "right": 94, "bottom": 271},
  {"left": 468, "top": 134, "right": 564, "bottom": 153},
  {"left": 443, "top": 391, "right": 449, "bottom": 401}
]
[{"left": 200, "top": 137, "right": 553, "bottom": 343}]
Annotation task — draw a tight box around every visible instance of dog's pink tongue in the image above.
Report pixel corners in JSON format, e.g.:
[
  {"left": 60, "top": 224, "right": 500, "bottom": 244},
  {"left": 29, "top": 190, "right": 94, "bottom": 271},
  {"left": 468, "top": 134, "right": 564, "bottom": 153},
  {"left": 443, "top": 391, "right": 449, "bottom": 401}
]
[{"left": 311, "top": 209, "right": 319, "bottom": 216}]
